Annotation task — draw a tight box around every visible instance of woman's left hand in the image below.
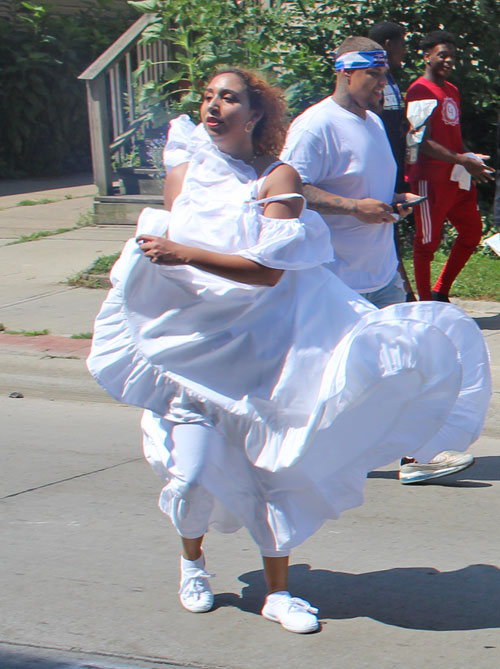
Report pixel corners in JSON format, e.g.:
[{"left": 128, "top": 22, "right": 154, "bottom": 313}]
[
  {"left": 137, "top": 234, "right": 188, "bottom": 265},
  {"left": 138, "top": 233, "right": 283, "bottom": 286}
]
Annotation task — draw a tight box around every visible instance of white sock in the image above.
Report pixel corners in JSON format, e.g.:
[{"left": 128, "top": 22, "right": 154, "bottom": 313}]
[
  {"left": 266, "top": 590, "right": 290, "bottom": 604},
  {"left": 181, "top": 552, "right": 205, "bottom": 571}
]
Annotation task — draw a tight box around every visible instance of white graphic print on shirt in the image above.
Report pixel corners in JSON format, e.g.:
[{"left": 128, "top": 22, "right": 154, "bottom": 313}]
[{"left": 442, "top": 97, "right": 459, "bottom": 126}]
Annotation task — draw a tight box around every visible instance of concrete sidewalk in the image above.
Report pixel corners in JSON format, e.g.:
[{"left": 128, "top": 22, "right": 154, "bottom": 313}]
[
  {"left": 1, "top": 178, "right": 500, "bottom": 668},
  {"left": 0, "top": 176, "right": 134, "bottom": 339}
]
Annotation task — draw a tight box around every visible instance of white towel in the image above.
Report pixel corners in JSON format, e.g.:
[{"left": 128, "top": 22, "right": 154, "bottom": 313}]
[
  {"left": 484, "top": 232, "right": 500, "bottom": 257},
  {"left": 450, "top": 152, "right": 485, "bottom": 190}
]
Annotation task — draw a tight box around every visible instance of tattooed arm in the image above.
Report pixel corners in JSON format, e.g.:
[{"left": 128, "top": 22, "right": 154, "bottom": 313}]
[{"left": 303, "top": 184, "right": 394, "bottom": 224}]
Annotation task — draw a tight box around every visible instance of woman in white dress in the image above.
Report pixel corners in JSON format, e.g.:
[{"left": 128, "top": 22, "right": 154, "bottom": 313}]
[{"left": 88, "top": 69, "right": 491, "bottom": 634}]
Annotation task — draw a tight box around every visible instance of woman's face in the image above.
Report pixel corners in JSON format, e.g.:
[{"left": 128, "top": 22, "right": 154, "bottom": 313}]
[{"left": 200, "top": 73, "right": 261, "bottom": 153}]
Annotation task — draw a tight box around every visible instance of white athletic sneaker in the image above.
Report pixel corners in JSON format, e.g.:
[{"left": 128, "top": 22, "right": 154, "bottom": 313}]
[
  {"left": 179, "top": 554, "right": 214, "bottom": 613},
  {"left": 399, "top": 450, "right": 475, "bottom": 484},
  {"left": 261, "top": 591, "right": 319, "bottom": 633}
]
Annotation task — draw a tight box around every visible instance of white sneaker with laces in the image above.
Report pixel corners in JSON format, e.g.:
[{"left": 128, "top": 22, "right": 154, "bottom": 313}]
[
  {"left": 399, "top": 450, "right": 475, "bottom": 484},
  {"left": 261, "top": 591, "right": 319, "bottom": 633},
  {"left": 179, "top": 554, "right": 214, "bottom": 613}
]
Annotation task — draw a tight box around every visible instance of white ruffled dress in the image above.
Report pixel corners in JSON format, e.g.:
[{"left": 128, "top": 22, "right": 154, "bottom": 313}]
[{"left": 87, "top": 116, "right": 491, "bottom": 555}]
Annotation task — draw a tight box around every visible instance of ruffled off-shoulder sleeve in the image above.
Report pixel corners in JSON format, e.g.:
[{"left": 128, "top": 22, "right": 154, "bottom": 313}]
[
  {"left": 162, "top": 115, "right": 212, "bottom": 173},
  {"left": 238, "top": 203, "right": 334, "bottom": 270}
]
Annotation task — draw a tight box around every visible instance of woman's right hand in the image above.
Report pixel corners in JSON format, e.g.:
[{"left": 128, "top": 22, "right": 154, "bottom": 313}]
[{"left": 137, "top": 234, "right": 188, "bottom": 265}]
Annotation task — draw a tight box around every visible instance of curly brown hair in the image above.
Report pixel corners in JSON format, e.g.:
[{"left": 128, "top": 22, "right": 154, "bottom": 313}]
[{"left": 212, "top": 68, "right": 288, "bottom": 156}]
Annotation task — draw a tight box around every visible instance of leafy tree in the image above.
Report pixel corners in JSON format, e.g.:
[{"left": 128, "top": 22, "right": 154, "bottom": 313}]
[
  {"left": 128, "top": 0, "right": 289, "bottom": 121},
  {"left": 0, "top": 1, "right": 133, "bottom": 177},
  {"left": 133, "top": 0, "right": 499, "bottom": 214}
]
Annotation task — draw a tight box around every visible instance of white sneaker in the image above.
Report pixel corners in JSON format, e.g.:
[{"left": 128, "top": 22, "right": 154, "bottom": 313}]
[
  {"left": 399, "top": 450, "right": 475, "bottom": 484},
  {"left": 261, "top": 591, "right": 319, "bottom": 633},
  {"left": 179, "top": 554, "right": 214, "bottom": 613}
]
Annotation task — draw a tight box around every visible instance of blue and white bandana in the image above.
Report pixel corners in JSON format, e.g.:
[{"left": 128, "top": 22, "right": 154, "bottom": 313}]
[{"left": 334, "top": 50, "right": 388, "bottom": 71}]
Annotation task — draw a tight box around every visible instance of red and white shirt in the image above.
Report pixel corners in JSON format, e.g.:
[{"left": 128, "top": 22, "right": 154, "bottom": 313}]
[{"left": 406, "top": 77, "right": 463, "bottom": 182}]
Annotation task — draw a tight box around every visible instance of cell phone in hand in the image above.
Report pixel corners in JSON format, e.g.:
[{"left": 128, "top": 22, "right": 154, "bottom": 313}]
[{"left": 392, "top": 195, "right": 428, "bottom": 213}]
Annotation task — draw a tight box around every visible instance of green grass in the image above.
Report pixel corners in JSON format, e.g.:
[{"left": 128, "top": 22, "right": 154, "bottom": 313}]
[
  {"left": 402, "top": 249, "right": 500, "bottom": 301},
  {"left": 6, "top": 210, "right": 95, "bottom": 246},
  {"left": 70, "top": 332, "right": 93, "bottom": 339},
  {"left": 2, "top": 328, "right": 50, "bottom": 336},
  {"left": 88, "top": 253, "right": 120, "bottom": 274},
  {"left": 17, "top": 198, "right": 56, "bottom": 206},
  {"left": 16, "top": 194, "right": 73, "bottom": 206},
  {"left": 7, "top": 227, "right": 73, "bottom": 244},
  {"left": 68, "top": 252, "right": 119, "bottom": 288},
  {"left": 0, "top": 192, "right": 84, "bottom": 212},
  {"left": 1, "top": 322, "right": 91, "bottom": 339}
]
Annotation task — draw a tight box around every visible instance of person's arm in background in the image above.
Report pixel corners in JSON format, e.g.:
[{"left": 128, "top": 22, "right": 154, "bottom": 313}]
[
  {"left": 419, "top": 123, "right": 494, "bottom": 182},
  {"left": 303, "top": 185, "right": 395, "bottom": 223}
]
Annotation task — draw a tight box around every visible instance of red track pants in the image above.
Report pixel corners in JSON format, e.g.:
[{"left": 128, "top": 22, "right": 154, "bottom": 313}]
[{"left": 411, "top": 179, "right": 482, "bottom": 300}]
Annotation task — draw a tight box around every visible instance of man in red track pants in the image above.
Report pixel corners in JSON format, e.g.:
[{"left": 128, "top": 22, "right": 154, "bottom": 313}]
[{"left": 405, "top": 30, "right": 494, "bottom": 302}]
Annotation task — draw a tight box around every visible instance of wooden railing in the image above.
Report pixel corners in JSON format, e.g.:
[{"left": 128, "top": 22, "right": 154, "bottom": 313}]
[{"left": 79, "top": 14, "right": 168, "bottom": 196}]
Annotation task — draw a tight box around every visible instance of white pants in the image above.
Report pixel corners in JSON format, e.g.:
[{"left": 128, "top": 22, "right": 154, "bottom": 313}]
[{"left": 142, "top": 415, "right": 291, "bottom": 557}]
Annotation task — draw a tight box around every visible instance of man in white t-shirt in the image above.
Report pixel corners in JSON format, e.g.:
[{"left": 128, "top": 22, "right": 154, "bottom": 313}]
[
  {"left": 282, "top": 36, "right": 475, "bottom": 485},
  {"left": 282, "top": 36, "right": 418, "bottom": 308}
]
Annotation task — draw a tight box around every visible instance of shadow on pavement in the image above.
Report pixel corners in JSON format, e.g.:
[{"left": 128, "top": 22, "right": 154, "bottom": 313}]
[
  {"left": 0, "top": 647, "right": 180, "bottom": 669},
  {"left": 232, "top": 562, "right": 500, "bottom": 631},
  {"left": 0, "top": 173, "right": 93, "bottom": 197},
  {"left": 474, "top": 314, "right": 500, "bottom": 330},
  {"left": 0, "top": 653, "right": 77, "bottom": 669},
  {"left": 368, "top": 455, "right": 500, "bottom": 484}
]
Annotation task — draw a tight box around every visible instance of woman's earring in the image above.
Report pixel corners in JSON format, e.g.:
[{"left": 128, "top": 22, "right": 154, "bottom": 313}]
[{"left": 245, "top": 121, "right": 254, "bottom": 133}]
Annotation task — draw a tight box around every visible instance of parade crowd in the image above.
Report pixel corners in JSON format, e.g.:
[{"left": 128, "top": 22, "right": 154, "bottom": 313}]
[{"left": 87, "top": 23, "right": 494, "bottom": 635}]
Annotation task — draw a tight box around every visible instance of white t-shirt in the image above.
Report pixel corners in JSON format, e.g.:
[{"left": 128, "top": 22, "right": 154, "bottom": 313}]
[{"left": 281, "top": 97, "right": 398, "bottom": 293}]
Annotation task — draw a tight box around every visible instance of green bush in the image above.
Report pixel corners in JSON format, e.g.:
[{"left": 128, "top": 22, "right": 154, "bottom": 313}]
[
  {"left": 0, "top": 0, "right": 133, "bottom": 177},
  {"left": 133, "top": 0, "right": 499, "bottom": 213},
  {"left": 129, "top": 0, "right": 290, "bottom": 120}
]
